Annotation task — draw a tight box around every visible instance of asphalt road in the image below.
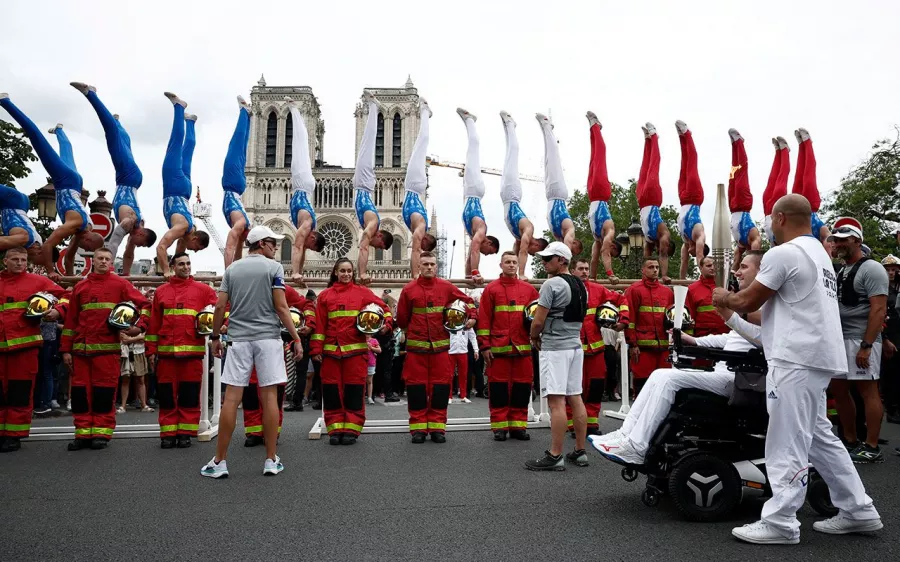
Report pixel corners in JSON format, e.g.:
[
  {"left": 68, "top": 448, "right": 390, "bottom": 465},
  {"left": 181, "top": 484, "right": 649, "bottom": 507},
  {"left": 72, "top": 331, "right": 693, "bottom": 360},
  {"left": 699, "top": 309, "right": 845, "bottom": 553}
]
[{"left": 5, "top": 401, "right": 899, "bottom": 561}]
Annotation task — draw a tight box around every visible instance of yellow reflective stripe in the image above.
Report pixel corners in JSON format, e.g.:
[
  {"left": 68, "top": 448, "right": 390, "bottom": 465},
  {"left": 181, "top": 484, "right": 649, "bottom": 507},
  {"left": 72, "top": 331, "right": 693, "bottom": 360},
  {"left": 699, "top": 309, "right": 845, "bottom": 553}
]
[
  {"left": 412, "top": 306, "right": 445, "bottom": 314},
  {"left": 322, "top": 342, "right": 368, "bottom": 353},
  {"left": 636, "top": 339, "right": 667, "bottom": 346},
  {"left": 303, "top": 310, "right": 316, "bottom": 316},
  {"left": 323, "top": 344, "right": 338, "bottom": 351},
  {"left": 618, "top": 305, "right": 629, "bottom": 311},
  {"left": 326, "top": 423, "right": 345, "bottom": 432},
  {"left": 476, "top": 330, "right": 490, "bottom": 336},
  {"left": 495, "top": 305, "right": 525, "bottom": 312},
  {"left": 637, "top": 306, "right": 666, "bottom": 313},
  {"left": 62, "top": 329, "right": 76, "bottom": 337},
  {"left": 159, "top": 345, "right": 206, "bottom": 353},
  {"left": 310, "top": 334, "right": 325, "bottom": 341},
  {"left": 344, "top": 423, "right": 364, "bottom": 432},
  {"left": 465, "top": 303, "right": 475, "bottom": 309},
  {"left": 383, "top": 312, "right": 393, "bottom": 318},
  {"left": 409, "top": 423, "right": 428, "bottom": 431},
  {"left": 427, "top": 422, "right": 446, "bottom": 430},
  {"left": 163, "top": 308, "right": 198, "bottom": 316},
  {"left": 515, "top": 344, "right": 532, "bottom": 352},
  {"left": 585, "top": 308, "right": 597, "bottom": 315},
  {"left": 73, "top": 343, "right": 122, "bottom": 351},
  {"left": 59, "top": 298, "right": 70, "bottom": 304},
  {"left": 587, "top": 417, "right": 599, "bottom": 424},
  {"left": 74, "top": 428, "right": 92, "bottom": 435},
  {"left": 4, "top": 423, "right": 31, "bottom": 431},
  {"left": 81, "top": 302, "right": 117, "bottom": 310},
  {"left": 145, "top": 335, "right": 159, "bottom": 342},
  {"left": 327, "top": 310, "right": 359, "bottom": 318},
  {"left": 160, "top": 424, "right": 178, "bottom": 433},
  {"left": 245, "top": 425, "right": 263, "bottom": 434},
  {"left": 178, "top": 423, "right": 199, "bottom": 431},
  {"left": 508, "top": 420, "right": 528, "bottom": 428},
  {"left": 628, "top": 323, "right": 636, "bottom": 329},
  {"left": 583, "top": 340, "right": 605, "bottom": 351},
  {"left": 141, "top": 309, "right": 150, "bottom": 316},
  {"left": 92, "top": 427, "right": 114, "bottom": 436},
  {"left": 0, "top": 334, "right": 44, "bottom": 349},
  {"left": 491, "top": 421, "right": 510, "bottom": 429},
  {"left": 0, "top": 301, "right": 27, "bottom": 311},
  {"left": 697, "top": 305, "right": 716, "bottom": 313},
  {"left": 407, "top": 339, "right": 450, "bottom": 349},
  {"left": 493, "top": 344, "right": 533, "bottom": 353}
]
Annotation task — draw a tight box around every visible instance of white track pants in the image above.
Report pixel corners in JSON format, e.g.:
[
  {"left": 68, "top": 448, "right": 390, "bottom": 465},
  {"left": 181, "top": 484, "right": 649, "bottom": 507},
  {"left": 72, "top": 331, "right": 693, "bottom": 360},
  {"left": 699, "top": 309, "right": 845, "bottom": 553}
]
[
  {"left": 761, "top": 365, "right": 879, "bottom": 539},
  {"left": 352, "top": 100, "right": 379, "bottom": 190},
  {"left": 621, "top": 368, "right": 732, "bottom": 454},
  {"left": 404, "top": 105, "right": 430, "bottom": 196},
  {"left": 462, "top": 117, "right": 485, "bottom": 199},
  {"left": 538, "top": 118, "right": 568, "bottom": 201},
  {"left": 289, "top": 106, "right": 316, "bottom": 194},
  {"left": 500, "top": 117, "right": 521, "bottom": 203}
]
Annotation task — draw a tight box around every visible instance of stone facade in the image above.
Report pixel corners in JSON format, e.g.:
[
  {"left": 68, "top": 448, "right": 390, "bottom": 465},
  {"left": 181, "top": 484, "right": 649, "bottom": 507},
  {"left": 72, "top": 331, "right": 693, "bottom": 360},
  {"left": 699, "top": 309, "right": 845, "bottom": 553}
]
[{"left": 243, "top": 75, "right": 427, "bottom": 281}]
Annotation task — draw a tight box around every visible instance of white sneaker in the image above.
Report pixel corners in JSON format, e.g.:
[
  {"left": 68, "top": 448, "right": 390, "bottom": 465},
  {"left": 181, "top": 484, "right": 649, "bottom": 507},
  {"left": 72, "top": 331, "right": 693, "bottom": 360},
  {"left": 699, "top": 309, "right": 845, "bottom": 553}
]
[
  {"left": 728, "top": 127, "right": 743, "bottom": 142},
  {"left": 367, "top": 397, "right": 375, "bottom": 405},
  {"left": 776, "top": 136, "right": 790, "bottom": 151},
  {"left": 185, "top": 113, "right": 198, "bottom": 122},
  {"left": 644, "top": 122, "right": 657, "bottom": 136},
  {"left": 66, "top": 399, "right": 72, "bottom": 411},
  {"left": 48, "top": 123, "right": 63, "bottom": 134},
  {"left": 447, "top": 398, "right": 453, "bottom": 405},
  {"left": 164, "top": 91, "right": 187, "bottom": 108},
  {"left": 50, "top": 400, "right": 60, "bottom": 409},
  {"left": 535, "top": 113, "right": 551, "bottom": 127},
  {"left": 456, "top": 107, "right": 476, "bottom": 123},
  {"left": 461, "top": 397, "right": 472, "bottom": 404},
  {"left": 362, "top": 90, "right": 386, "bottom": 113},
  {"left": 500, "top": 110, "right": 516, "bottom": 126},
  {"left": 263, "top": 455, "right": 284, "bottom": 476},
  {"left": 812, "top": 513, "right": 883, "bottom": 535},
  {"left": 418, "top": 98, "right": 433, "bottom": 118},
  {"left": 796, "top": 127, "right": 810, "bottom": 143},
  {"left": 200, "top": 458, "right": 229, "bottom": 479},
  {"left": 586, "top": 111, "right": 600, "bottom": 127},
  {"left": 0, "top": 93, "right": 9, "bottom": 100},
  {"left": 675, "top": 120, "right": 689, "bottom": 135},
  {"left": 594, "top": 437, "right": 644, "bottom": 465},
  {"left": 590, "top": 429, "right": 625, "bottom": 446},
  {"left": 732, "top": 520, "right": 798, "bottom": 544},
  {"left": 237, "top": 95, "right": 251, "bottom": 113},
  {"left": 69, "top": 81, "right": 95, "bottom": 95}
]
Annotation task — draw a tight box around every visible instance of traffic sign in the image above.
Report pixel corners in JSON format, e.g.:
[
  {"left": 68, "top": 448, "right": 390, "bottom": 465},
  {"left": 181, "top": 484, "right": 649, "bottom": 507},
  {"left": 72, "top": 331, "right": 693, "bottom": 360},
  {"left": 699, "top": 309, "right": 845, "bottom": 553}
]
[
  {"left": 56, "top": 248, "right": 92, "bottom": 277},
  {"left": 90, "top": 213, "right": 115, "bottom": 241}
]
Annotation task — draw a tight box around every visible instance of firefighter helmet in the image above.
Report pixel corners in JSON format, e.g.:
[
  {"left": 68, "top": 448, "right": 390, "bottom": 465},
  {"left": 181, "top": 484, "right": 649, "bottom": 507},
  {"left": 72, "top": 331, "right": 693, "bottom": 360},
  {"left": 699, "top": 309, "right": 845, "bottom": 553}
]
[
  {"left": 881, "top": 254, "right": 900, "bottom": 266},
  {"left": 663, "top": 305, "right": 694, "bottom": 331},
  {"left": 595, "top": 302, "right": 620, "bottom": 329},
  {"left": 107, "top": 301, "right": 139, "bottom": 331},
  {"left": 356, "top": 303, "right": 385, "bottom": 335},
  {"left": 443, "top": 299, "right": 468, "bottom": 332},
  {"left": 523, "top": 299, "right": 540, "bottom": 326},
  {"left": 25, "top": 292, "right": 59, "bottom": 320},
  {"left": 281, "top": 307, "right": 305, "bottom": 339},
  {"left": 195, "top": 305, "right": 215, "bottom": 336}
]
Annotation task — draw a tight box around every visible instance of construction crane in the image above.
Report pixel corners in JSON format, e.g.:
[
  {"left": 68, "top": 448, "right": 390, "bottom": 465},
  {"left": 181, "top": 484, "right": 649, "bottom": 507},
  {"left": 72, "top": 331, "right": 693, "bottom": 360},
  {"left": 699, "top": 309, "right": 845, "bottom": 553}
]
[
  {"left": 426, "top": 155, "right": 543, "bottom": 183},
  {"left": 192, "top": 186, "right": 227, "bottom": 256}
]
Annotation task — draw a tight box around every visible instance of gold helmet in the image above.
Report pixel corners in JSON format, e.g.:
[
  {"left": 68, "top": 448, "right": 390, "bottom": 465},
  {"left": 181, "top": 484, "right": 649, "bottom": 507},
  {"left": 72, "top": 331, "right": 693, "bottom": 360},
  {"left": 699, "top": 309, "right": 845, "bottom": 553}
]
[
  {"left": 595, "top": 302, "right": 620, "bottom": 329},
  {"left": 443, "top": 299, "right": 468, "bottom": 333},
  {"left": 281, "top": 307, "right": 305, "bottom": 339},
  {"left": 663, "top": 305, "right": 693, "bottom": 331},
  {"left": 881, "top": 254, "right": 900, "bottom": 266},
  {"left": 356, "top": 303, "right": 385, "bottom": 335},
  {"left": 523, "top": 299, "right": 540, "bottom": 325},
  {"left": 25, "top": 292, "right": 59, "bottom": 320},
  {"left": 196, "top": 305, "right": 215, "bottom": 336},
  {"left": 107, "top": 301, "right": 139, "bottom": 331}
]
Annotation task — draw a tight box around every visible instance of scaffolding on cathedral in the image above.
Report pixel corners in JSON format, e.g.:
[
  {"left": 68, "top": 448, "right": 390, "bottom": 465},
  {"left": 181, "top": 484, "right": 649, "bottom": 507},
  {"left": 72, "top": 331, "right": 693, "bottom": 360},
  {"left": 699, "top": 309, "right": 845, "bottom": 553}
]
[{"left": 428, "top": 208, "right": 448, "bottom": 278}]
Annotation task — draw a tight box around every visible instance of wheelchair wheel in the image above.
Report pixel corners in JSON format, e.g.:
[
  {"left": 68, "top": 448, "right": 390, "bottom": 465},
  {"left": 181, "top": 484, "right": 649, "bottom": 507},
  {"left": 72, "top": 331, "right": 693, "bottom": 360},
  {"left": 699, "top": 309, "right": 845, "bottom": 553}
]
[
  {"left": 807, "top": 474, "right": 839, "bottom": 517},
  {"left": 621, "top": 467, "right": 638, "bottom": 482},
  {"left": 668, "top": 453, "right": 742, "bottom": 522},
  {"left": 641, "top": 488, "right": 661, "bottom": 507}
]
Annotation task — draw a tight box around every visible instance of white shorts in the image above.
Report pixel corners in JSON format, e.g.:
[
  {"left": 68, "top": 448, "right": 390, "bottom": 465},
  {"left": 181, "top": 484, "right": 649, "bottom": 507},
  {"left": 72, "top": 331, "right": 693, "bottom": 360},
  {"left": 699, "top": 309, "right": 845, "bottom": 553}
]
[
  {"left": 222, "top": 339, "right": 287, "bottom": 387},
  {"left": 539, "top": 348, "right": 584, "bottom": 397},
  {"left": 834, "top": 339, "right": 882, "bottom": 381},
  {"left": 367, "top": 366, "right": 376, "bottom": 376}
]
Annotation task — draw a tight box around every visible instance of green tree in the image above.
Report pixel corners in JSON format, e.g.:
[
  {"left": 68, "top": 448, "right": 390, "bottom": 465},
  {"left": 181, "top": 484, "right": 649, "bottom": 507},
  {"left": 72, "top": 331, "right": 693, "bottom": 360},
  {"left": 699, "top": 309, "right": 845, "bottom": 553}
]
[
  {"left": 822, "top": 133, "right": 900, "bottom": 260},
  {"left": 0, "top": 120, "right": 36, "bottom": 187},
  {"left": 534, "top": 180, "right": 692, "bottom": 279}
]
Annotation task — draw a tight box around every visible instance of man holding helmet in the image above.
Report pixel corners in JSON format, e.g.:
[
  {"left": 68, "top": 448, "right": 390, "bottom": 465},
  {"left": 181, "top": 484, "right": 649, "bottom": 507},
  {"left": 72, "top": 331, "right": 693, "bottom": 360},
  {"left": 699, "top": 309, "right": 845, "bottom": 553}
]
[
  {"left": 397, "top": 251, "right": 476, "bottom": 443},
  {"left": 0, "top": 246, "right": 66, "bottom": 452},
  {"left": 145, "top": 252, "right": 217, "bottom": 449},
  {"left": 477, "top": 251, "right": 539, "bottom": 441},
  {"left": 60, "top": 247, "right": 150, "bottom": 451}
]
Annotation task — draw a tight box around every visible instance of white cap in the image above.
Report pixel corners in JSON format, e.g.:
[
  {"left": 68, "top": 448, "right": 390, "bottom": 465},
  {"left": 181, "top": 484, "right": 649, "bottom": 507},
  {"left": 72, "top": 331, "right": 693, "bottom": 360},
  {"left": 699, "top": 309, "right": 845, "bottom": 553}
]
[
  {"left": 536, "top": 241, "right": 572, "bottom": 261},
  {"left": 247, "top": 225, "right": 284, "bottom": 245}
]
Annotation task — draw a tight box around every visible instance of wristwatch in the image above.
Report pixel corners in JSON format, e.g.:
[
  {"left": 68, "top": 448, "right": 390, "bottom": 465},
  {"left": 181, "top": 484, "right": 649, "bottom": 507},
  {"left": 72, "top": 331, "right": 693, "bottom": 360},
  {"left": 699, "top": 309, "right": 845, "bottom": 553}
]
[
  {"left": 860, "top": 341, "right": 873, "bottom": 350},
  {"left": 209, "top": 335, "right": 221, "bottom": 341}
]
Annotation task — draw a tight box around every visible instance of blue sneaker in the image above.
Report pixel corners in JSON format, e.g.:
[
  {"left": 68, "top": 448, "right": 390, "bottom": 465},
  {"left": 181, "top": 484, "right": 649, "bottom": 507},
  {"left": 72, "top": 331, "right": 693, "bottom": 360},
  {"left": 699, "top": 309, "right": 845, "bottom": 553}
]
[{"left": 200, "top": 458, "right": 229, "bottom": 479}]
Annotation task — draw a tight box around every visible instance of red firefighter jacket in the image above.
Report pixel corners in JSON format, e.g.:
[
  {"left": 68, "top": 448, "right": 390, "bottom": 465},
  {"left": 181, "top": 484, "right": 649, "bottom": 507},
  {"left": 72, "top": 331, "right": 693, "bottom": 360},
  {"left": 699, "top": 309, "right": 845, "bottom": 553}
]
[
  {"left": 624, "top": 278, "right": 673, "bottom": 350},
  {"left": 582, "top": 281, "right": 628, "bottom": 356},
  {"left": 145, "top": 276, "right": 217, "bottom": 358},
  {"left": 476, "top": 276, "right": 538, "bottom": 357},
  {"left": 0, "top": 271, "right": 66, "bottom": 352},
  {"left": 397, "top": 276, "right": 475, "bottom": 354},
  {"left": 310, "top": 281, "right": 391, "bottom": 359},
  {"left": 685, "top": 276, "right": 727, "bottom": 337},
  {"left": 60, "top": 272, "right": 150, "bottom": 356}
]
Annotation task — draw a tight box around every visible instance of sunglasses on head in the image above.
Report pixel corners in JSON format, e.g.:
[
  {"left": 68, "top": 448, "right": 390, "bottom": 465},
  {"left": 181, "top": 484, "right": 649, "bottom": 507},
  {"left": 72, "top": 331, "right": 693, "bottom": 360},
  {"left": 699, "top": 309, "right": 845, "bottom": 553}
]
[{"left": 832, "top": 227, "right": 858, "bottom": 235}]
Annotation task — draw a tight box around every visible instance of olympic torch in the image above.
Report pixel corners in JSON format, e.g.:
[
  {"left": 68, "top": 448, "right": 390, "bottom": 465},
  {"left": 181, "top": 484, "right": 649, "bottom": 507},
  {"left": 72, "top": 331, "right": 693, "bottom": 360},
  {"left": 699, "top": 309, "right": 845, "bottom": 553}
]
[{"left": 712, "top": 183, "right": 733, "bottom": 288}]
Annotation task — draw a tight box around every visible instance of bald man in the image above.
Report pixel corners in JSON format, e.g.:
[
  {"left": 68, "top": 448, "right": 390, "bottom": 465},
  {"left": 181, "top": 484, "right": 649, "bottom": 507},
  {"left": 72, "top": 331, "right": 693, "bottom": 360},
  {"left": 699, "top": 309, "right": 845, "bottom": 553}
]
[{"left": 713, "top": 193, "right": 881, "bottom": 545}]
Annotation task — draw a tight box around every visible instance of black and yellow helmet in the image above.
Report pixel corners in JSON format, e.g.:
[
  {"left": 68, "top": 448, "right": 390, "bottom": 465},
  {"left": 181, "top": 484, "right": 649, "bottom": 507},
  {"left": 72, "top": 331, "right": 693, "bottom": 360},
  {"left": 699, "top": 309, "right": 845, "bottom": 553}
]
[
  {"left": 663, "top": 305, "right": 693, "bottom": 331},
  {"left": 196, "top": 305, "right": 215, "bottom": 336},
  {"left": 595, "top": 302, "right": 620, "bottom": 329},
  {"left": 356, "top": 303, "right": 385, "bottom": 335},
  {"left": 443, "top": 299, "right": 468, "bottom": 333},
  {"left": 25, "top": 292, "right": 59, "bottom": 320},
  {"left": 523, "top": 300, "right": 540, "bottom": 325},
  {"left": 281, "top": 307, "right": 305, "bottom": 340},
  {"left": 108, "top": 301, "right": 139, "bottom": 331}
]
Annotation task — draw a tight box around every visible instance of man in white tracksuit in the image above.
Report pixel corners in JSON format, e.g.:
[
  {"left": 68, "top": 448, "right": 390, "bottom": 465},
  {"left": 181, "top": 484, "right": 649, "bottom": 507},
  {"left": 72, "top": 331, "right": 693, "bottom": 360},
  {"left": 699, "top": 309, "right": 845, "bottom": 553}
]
[
  {"left": 714, "top": 194, "right": 881, "bottom": 545},
  {"left": 589, "top": 251, "right": 764, "bottom": 465}
]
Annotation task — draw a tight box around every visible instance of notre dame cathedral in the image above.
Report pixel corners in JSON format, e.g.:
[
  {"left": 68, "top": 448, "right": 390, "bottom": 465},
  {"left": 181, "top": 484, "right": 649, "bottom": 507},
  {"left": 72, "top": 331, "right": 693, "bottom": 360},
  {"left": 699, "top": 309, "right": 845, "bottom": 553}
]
[{"left": 241, "top": 74, "right": 444, "bottom": 281}]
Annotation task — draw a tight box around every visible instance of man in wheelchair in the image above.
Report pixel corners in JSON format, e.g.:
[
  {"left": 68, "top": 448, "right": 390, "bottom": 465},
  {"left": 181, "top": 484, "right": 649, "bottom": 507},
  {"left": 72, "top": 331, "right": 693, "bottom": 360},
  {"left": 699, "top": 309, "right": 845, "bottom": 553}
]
[{"left": 590, "top": 250, "right": 764, "bottom": 467}]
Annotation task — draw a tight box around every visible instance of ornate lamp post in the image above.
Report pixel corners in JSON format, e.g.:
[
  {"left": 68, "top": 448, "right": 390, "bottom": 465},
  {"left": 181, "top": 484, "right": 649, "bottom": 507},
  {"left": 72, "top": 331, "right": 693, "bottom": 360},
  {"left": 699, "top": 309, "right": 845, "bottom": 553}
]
[
  {"left": 89, "top": 190, "right": 113, "bottom": 217},
  {"left": 80, "top": 189, "right": 90, "bottom": 207},
  {"left": 615, "top": 232, "right": 630, "bottom": 258},
  {"left": 35, "top": 179, "right": 57, "bottom": 220},
  {"left": 627, "top": 218, "right": 645, "bottom": 252}
]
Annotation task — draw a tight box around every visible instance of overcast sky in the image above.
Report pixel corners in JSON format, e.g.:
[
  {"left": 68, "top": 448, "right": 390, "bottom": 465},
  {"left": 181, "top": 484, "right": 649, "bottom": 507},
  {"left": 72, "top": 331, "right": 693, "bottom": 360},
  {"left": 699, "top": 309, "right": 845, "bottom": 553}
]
[{"left": 3, "top": 0, "right": 899, "bottom": 276}]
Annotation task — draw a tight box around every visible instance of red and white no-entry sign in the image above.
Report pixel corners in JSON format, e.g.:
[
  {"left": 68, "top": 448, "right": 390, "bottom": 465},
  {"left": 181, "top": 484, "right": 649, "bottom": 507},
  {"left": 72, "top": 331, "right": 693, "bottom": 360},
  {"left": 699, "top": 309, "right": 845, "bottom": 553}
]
[
  {"left": 56, "top": 248, "right": 93, "bottom": 277},
  {"left": 90, "top": 213, "right": 115, "bottom": 241}
]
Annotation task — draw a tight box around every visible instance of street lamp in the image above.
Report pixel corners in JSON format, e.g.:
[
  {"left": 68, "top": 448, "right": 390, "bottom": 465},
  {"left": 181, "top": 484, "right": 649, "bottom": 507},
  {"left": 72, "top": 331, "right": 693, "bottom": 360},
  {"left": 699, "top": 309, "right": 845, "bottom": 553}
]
[
  {"left": 627, "top": 218, "right": 644, "bottom": 251},
  {"left": 35, "top": 179, "right": 56, "bottom": 220},
  {"left": 89, "top": 190, "right": 113, "bottom": 217},
  {"left": 615, "top": 232, "right": 630, "bottom": 258},
  {"left": 80, "top": 189, "right": 90, "bottom": 207}
]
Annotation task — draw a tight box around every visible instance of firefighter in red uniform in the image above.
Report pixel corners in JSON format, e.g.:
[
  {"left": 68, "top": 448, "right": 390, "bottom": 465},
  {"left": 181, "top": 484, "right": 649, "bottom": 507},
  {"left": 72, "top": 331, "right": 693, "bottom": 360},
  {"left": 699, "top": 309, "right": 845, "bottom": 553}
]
[
  {"left": 243, "top": 283, "right": 316, "bottom": 446},
  {"left": 61, "top": 247, "right": 150, "bottom": 451},
  {"left": 145, "top": 252, "right": 217, "bottom": 449},
  {"left": 477, "top": 251, "right": 539, "bottom": 441},
  {"left": 570, "top": 258, "right": 628, "bottom": 434},
  {"left": 397, "top": 251, "right": 476, "bottom": 443},
  {"left": 624, "top": 258, "right": 673, "bottom": 396},
  {"left": 0, "top": 246, "right": 66, "bottom": 452},
  {"left": 310, "top": 258, "right": 391, "bottom": 445},
  {"left": 684, "top": 255, "right": 728, "bottom": 337}
]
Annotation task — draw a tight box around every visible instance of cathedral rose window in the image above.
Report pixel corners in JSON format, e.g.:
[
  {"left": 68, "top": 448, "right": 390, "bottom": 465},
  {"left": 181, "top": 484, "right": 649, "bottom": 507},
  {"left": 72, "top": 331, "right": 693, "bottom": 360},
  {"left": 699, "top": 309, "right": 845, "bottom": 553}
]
[{"left": 319, "top": 221, "right": 353, "bottom": 260}]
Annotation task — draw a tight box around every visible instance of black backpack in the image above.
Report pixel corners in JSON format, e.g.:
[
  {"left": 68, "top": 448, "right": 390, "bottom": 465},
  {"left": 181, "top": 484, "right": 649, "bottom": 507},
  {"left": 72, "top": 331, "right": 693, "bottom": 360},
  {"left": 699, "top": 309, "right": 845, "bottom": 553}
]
[
  {"left": 556, "top": 274, "right": 588, "bottom": 322},
  {"left": 836, "top": 258, "right": 870, "bottom": 307}
]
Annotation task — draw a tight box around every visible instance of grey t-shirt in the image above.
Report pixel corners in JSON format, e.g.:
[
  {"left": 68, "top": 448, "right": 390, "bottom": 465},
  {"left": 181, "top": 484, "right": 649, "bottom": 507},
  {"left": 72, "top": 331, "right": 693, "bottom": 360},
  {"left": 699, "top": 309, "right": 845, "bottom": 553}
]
[
  {"left": 838, "top": 259, "right": 888, "bottom": 342},
  {"left": 537, "top": 275, "right": 583, "bottom": 351},
  {"left": 220, "top": 253, "right": 286, "bottom": 342}
]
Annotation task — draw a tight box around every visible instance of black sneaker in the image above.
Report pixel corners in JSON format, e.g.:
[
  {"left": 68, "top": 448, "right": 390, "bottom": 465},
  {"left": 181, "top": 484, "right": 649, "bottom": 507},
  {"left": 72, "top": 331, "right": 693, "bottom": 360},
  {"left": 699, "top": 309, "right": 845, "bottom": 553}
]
[
  {"left": 33, "top": 406, "right": 51, "bottom": 415},
  {"left": 430, "top": 432, "right": 446, "bottom": 444},
  {"left": 844, "top": 440, "right": 860, "bottom": 452},
  {"left": 509, "top": 430, "right": 530, "bottom": 441},
  {"left": 0, "top": 437, "right": 21, "bottom": 453},
  {"left": 342, "top": 435, "right": 357, "bottom": 445},
  {"left": 566, "top": 448, "right": 589, "bottom": 467},
  {"left": 67, "top": 439, "right": 91, "bottom": 451},
  {"left": 160, "top": 437, "right": 177, "bottom": 449},
  {"left": 587, "top": 427, "right": 602, "bottom": 436},
  {"left": 244, "top": 435, "right": 264, "bottom": 448},
  {"left": 329, "top": 434, "right": 342, "bottom": 446},
  {"left": 384, "top": 393, "right": 401, "bottom": 403},
  {"left": 284, "top": 403, "right": 303, "bottom": 412},
  {"left": 90, "top": 438, "right": 109, "bottom": 450},
  {"left": 411, "top": 432, "right": 427, "bottom": 444},
  {"left": 525, "top": 451, "right": 565, "bottom": 471},
  {"left": 849, "top": 443, "right": 885, "bottom": 464},
  {"left": 311, "top": 401, "right": 322, "bottom": 411},
  {"left": 176, "top": 435, "right": 192, "bottom": 448},
  {"left": 493, "top": 430, "right": 508, "bottom": 441}
]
